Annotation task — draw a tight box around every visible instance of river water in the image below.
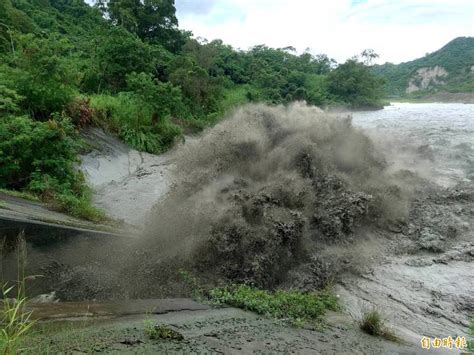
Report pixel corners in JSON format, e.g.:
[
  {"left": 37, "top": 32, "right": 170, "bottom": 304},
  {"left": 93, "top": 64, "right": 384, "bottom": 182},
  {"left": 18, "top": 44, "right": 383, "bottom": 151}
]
[
  {"left": 340, "top": 102, "right": 474, "bottom": 351},
  {"left": 5, "top": 102, "right": 473, "bottom": 353},
  {"left": 352, "top": 102, "right": 474, "bottom": 187}
]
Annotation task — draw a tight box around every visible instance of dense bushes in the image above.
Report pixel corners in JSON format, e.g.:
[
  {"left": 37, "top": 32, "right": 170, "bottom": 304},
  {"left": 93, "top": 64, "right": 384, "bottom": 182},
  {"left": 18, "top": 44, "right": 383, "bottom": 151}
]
[
  {"left": 89, "top": 73, "right": 185, "bottom": 154},
  {"left": 0, "top": 115, "right": 103, "bottom": 220},
  {"left": 0, "top": 116, "right": 79, "bottom": 191},
  {"left": 83, "top": 28, "right": 158, "bottom": 92},
  {"left": 0, "top": 85, "right": 23, "bottom": 114},
  {"left": 328, "top": 59, "right": 385, "bottom": 108},
  {"left": 10, "top": 34, "right": 79, "bottom": 118}
]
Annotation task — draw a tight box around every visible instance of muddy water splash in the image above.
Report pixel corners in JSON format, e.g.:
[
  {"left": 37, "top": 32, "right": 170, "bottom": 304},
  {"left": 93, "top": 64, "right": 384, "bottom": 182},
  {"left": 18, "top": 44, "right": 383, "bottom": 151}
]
[
  {"left": 353, "top": 103, "right": 474, "bottom": 187},
  {"left": 133, "top": 103, "right": 411, "bottom": 291},
  {"left": 12, "top": 103, "right": 461, "bottom": 304}
]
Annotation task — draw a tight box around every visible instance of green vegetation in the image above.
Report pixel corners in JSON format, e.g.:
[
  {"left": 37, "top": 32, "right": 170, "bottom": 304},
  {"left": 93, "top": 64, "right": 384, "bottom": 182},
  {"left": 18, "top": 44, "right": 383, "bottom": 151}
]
[
  {"left": 0, "top": 115, "right": 104, "bottom": 221},
  {"left": 0, "top": 188, "right": 39, "bottom": 202},
  {"left": 0, "top": 235, "right": 36, "bottom": 354},
  {"left": 359, "top": 308, "right": 399, "bottom": 342},
  {"left": 144, "top": 321, "right": 184, "bottom": 341},
  {"left": 0, "top": 0, "right": 385, "bottom": 220},
  {"left": 1, "top": 283, "right": 35, "bottom": 354},
  {"left": 209, "top": 285, "right": 339, "bottom": 326},
  {"left": 328, "top": 58, "right": 385, "bottom": 108},
  {"left": 469, "top": 318, "right": 474, "bottom": 352},
  {"left": 178, "top": 269, "right": 205, "bottom": 300},
  {"left": 373, "top": 37, "right": 474, "bottom": 97}
]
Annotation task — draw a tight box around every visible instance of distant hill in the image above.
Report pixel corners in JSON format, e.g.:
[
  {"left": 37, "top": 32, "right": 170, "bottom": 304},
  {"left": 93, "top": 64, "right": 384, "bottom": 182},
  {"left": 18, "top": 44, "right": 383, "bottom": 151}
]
[{"left": 373, "top": 37, "right": 474, "bottom": 98}]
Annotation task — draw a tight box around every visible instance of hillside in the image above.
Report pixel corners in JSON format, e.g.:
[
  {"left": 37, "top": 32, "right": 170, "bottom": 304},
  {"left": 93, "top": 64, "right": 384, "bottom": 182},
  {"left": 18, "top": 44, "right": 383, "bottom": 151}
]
[
  {"left": 373, "top": 37, "right": 474, "bottom": 98},
  {"left": 0, "top": 0, "right": 385, "bottom": 221}
]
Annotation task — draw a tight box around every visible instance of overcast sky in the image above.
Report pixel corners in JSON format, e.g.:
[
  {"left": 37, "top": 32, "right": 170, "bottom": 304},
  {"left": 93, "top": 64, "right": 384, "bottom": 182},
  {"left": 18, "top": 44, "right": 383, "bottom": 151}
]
[{"left": 175, "top": 0, "right": 474, "bottom": 64}]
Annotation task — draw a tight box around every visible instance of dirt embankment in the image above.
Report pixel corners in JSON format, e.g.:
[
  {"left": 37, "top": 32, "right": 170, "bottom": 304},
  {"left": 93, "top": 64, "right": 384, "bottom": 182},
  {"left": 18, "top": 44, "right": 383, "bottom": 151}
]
[{"left": 80, "top": 128, "right": 173, "bottom": 228}]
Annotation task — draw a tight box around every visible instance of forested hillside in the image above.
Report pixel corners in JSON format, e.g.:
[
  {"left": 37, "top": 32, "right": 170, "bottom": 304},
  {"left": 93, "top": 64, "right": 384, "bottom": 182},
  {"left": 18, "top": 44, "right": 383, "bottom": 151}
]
[
  {"left": 373, "top": 37, "right": 474, "bottom": 97},
  {"left": 0, "top": 0, "right": 385, "bottom": 220}
]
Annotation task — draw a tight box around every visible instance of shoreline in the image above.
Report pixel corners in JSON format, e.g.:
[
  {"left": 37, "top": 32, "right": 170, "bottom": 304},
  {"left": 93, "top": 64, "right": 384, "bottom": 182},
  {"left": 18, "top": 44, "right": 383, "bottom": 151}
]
[{"left": 387, "top": 92, "right": 474, "bottom": 104}]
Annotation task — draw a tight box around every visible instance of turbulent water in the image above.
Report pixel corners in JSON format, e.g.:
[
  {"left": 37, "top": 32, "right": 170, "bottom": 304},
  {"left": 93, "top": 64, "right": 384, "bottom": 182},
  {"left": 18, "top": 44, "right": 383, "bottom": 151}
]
[
  {"left": 340, "top": 102, "right": 474, "bottom": 345},
  {"left": 138, "top": 103, "right": 413, "bottom": 291},
  {"left": 352, "top": 103, "right": 474, "bottom": 186},
  {"left": 138, "top": 103, "right": 473, "bottom": 292},
  {"left": 3, "top": 102, "right": 473, "bottom": 350}
]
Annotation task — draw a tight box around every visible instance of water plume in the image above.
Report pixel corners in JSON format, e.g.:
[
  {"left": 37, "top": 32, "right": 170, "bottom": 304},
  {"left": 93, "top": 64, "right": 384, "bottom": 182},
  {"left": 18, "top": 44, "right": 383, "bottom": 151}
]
[{"left": 138, "top": 103, "right": 409, "bottom": 290}]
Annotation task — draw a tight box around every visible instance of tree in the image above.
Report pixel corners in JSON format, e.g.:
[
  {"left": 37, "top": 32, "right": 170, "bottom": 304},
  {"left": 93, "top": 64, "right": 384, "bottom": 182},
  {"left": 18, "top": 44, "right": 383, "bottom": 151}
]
[
  {"left": 96, "top": 0, "right": 184, "bottom": 51},
  {"left": 85, "top": 27, "right": 156, "bottom": 92},
  {"left": 126, "top": 71, "right": 184, "bottom": 119},
  {"left": 168, "top": 56, "right": 222, "bottom": 115},
  {"left": 0, "top": 85, "right": 23, "bottom": 114},
  {"left": 10, "top": 34, "right": 78, "bottom": 118},
  {"left": 0, "top": 0, "right": 35, "bottom": 54},
  {"left": 360, "top": 49, "right": 379, "bottom": 66},
  {"left": 0, "top": 115, "right": 80, "bottom": 191},
  {"left": 327, "top": 58, "right": 385, "bottom": 108}
]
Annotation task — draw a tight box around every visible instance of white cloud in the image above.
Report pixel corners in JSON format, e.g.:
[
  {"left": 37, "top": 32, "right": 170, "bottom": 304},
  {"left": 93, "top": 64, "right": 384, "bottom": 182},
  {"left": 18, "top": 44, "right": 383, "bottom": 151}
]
[
  {"left": 176, "top": 0, "right": 474, "bottom": 64},
  {"left": 175, "top": 0, "right": 217, "bottom": 16}
]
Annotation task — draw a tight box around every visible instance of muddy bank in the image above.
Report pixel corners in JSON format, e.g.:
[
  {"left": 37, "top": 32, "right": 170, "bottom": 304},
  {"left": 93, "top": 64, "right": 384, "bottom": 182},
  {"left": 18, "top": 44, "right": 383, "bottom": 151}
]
[
  {"left": 399, "top": 92, "right": 474, "bottom": 104},
  {"left": 81, "top": 128, "right": 173, "bottom": 228},
  {"left": 23, "top": 305, "right": 418, "bottom": 354}
]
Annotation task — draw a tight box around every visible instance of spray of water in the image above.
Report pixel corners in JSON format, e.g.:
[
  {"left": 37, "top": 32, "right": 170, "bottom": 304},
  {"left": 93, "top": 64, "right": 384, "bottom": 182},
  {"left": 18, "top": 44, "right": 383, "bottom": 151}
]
[
  {"left": 5, "top": 103, "right": 418, "bottom": 300},
  {"left": 132, "top": 103, "right": 411, "bottom": 291}
]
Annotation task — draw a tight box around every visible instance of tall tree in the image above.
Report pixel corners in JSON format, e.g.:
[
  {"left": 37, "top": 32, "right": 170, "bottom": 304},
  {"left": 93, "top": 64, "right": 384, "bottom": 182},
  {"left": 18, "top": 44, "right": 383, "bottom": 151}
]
[
  {"left": 327, "top": 56, "right": 385, "bottom": 108},
  {"left": 96, "top": 0, "right": 183, "bottom": 51}
]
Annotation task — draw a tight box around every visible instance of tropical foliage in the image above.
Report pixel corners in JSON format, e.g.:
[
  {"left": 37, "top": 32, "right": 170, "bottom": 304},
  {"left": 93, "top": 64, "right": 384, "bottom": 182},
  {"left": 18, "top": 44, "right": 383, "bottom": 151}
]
[{"left": 0, "top": 0, "right": 385, "bottom": 219}]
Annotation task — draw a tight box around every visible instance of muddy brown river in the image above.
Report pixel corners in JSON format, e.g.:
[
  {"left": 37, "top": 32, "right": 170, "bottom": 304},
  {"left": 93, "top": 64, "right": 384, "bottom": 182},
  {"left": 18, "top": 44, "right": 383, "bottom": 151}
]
[
  {"left": 343, "top": 103, "right": 474, "bottom": 351},
  {"left": 80, "top": 103, "right": 474, "bottom": 351},
  {"left": 353, "top": 102, "right": 474, "bottom": 187},
  {"left": 2, "top": 102, "right": 473, "bottom": 354}
]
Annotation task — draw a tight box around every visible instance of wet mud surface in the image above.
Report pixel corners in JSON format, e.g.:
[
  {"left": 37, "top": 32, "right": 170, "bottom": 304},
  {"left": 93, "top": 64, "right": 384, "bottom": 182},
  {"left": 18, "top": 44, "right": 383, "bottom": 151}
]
[
  {"left": 81, "top": 127, "right": 173, "bottom": 228},
  {"left": 23, "top": 308, "right": 419, "bottom": 354}
]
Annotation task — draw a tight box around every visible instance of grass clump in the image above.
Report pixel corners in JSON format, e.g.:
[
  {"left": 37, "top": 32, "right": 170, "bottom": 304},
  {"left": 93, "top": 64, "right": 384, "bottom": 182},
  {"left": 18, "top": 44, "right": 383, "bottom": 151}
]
[
  {"left": 208, "top": 284, "right": 339, "bottom": 326},
  {"left": 53, "top": 186, "right": 105, "bottom": 223},
  {"left": 0, "top": 189, "right": 40, "bottom": 202},
  {"left": 178, "top": 269, "right": 205, "bottom": 300},
  {"left": 468, "top": 318, "right": 474, "bottom": 352},
  {"left": 359, "top": 308, "right": 399, "bottom": 342},
  {"left": 1, "top": 235, "right": 36, "bottom": 354},
  {"left": 144, "top": 321, "right": 184, "bottom": 341},
  {"left": 0, "top": 284, "right": 36, "bottom": 354},
  {"left": 90, "top": 93, "right": 183, "bottom": 154}
]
